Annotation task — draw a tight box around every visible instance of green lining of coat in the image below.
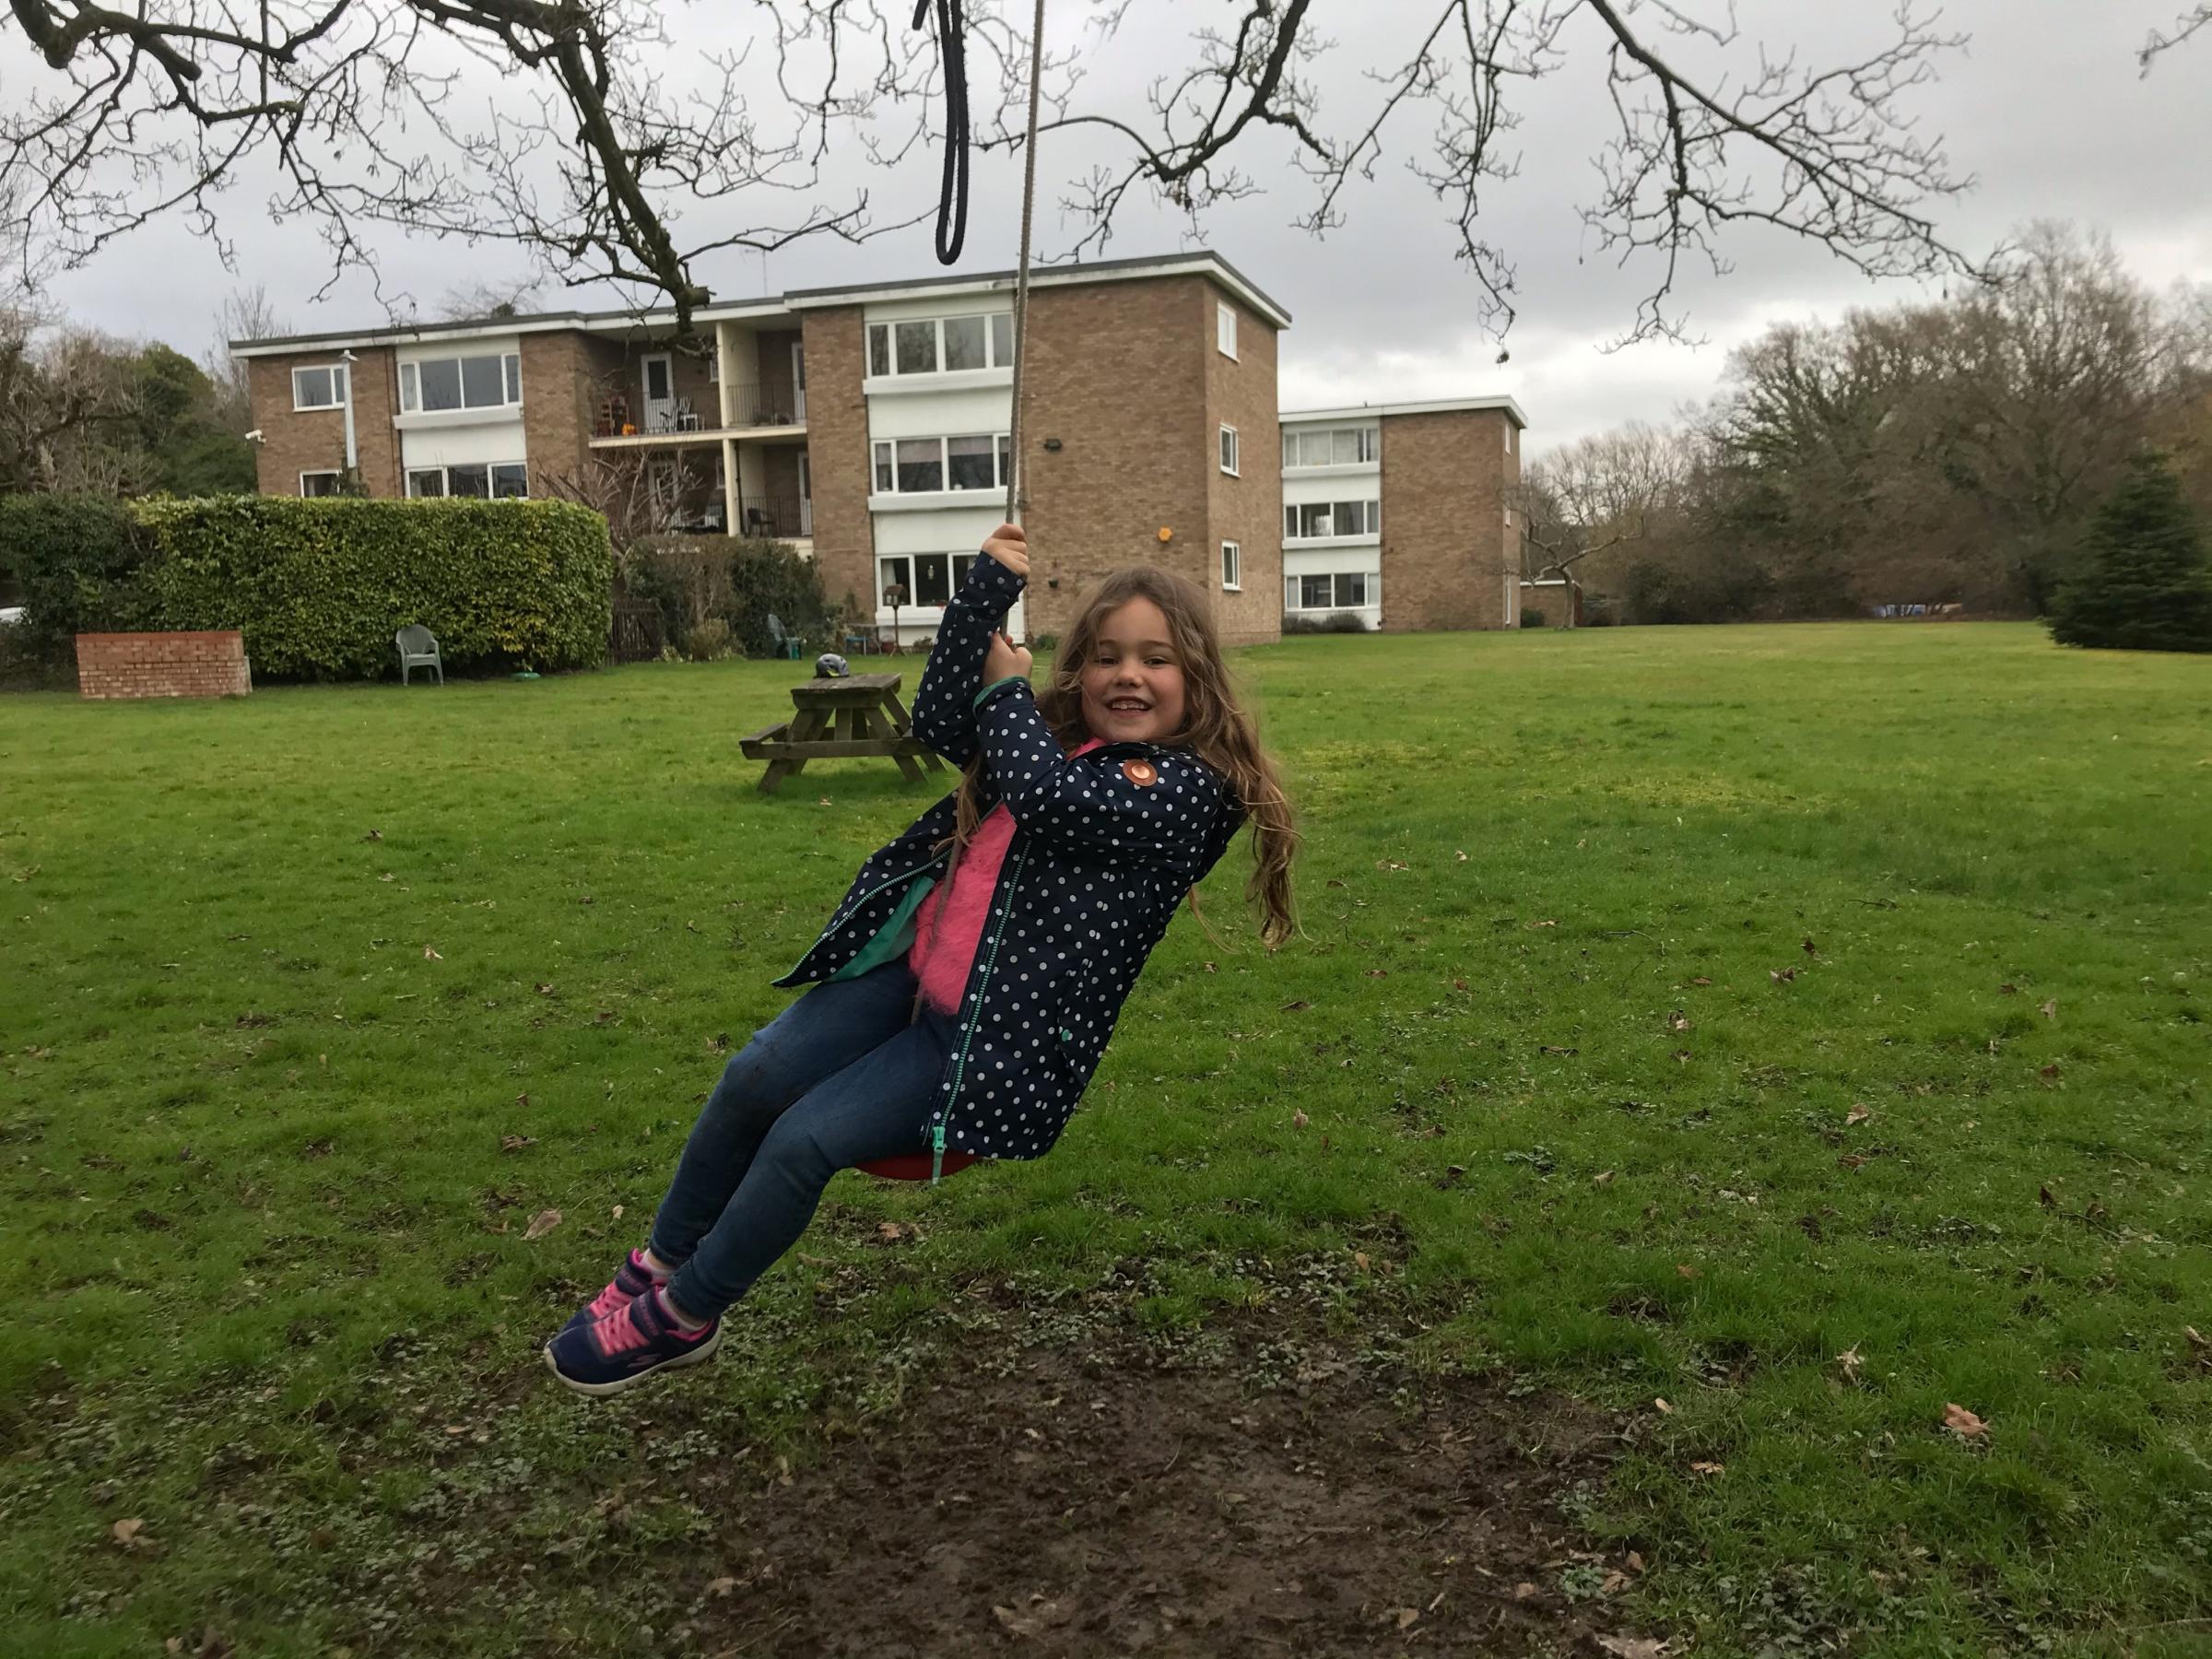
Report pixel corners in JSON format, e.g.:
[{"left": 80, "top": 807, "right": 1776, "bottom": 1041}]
[{"left": 828, "top": 874, "right": 937, "bottom": 982}]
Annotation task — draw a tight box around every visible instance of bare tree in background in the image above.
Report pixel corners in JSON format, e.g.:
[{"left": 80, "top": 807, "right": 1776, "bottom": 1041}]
[
  {"left": 206, "top": 284, "right": 288, "bottom": 436},
  {"left": 9, "top": 2, "right": 2176, "bottom": 344}
]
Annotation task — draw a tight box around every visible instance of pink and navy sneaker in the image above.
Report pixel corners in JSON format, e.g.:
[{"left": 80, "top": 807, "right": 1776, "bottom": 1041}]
[
  {"left": 558, "top": 1249, "right": 670, "bottom": 1339},
  {"left": 544, "top": 1288, "right": 722, "bottom": 1396}
]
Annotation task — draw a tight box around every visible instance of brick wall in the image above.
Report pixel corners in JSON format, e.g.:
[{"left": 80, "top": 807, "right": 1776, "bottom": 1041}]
[
  {"left": 76, "top": 632, "right": 251, "bottom": 700},
  {"left": 1018, "top": 276, "right": 1212, "bottom": 642},
  {"left": 521, "top": 332, "right": 629, "bottom": 496},
  {"left": 799, "top": 307, "right": 874, "bottom": 611},
  {"left": 1203, "top": 282, "right": 1283, "bottom": 647},
  {"left": 250, "top": 347, "right": 402, "bottom": 498},
  {"left": 1379, "top": 408, "right": 1516, "bottom": 631}
]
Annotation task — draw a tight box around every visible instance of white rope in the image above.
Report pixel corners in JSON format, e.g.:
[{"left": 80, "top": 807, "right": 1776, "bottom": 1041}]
[{"left": 1004, "top": 0, "right": 1047, "bottom": 526}]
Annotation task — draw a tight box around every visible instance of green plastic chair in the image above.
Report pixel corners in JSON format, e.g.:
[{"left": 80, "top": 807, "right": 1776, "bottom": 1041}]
[{"left": 395, "top": 625, "right": 444, "bottom": 686}]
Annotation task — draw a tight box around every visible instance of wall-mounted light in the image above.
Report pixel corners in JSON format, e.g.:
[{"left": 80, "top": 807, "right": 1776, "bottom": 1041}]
[
  {"left": 1041, "top": 437, "right": 1062, "bottom": 452},
  {"left": 1047, "top": 577, "right": 1060, "bottom": 589},
  {"left": 1157, "top": 526, "right": 1172, "bottom": 543}
]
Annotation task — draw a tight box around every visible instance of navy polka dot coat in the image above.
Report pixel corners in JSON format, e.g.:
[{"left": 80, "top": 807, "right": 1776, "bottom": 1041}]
[{"left": 774, "top": 553, "right": 1244, "bottom": 1168}]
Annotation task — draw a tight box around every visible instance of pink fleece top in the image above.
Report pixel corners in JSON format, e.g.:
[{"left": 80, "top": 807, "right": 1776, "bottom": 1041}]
[{"left": 910, "top": 736, "right": 1104, "bottom": 1014}]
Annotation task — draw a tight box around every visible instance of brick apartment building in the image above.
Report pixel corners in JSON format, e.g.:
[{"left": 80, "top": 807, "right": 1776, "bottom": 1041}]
[{"left": 236, "top": 251, "right": 1526, "bottom": 646}]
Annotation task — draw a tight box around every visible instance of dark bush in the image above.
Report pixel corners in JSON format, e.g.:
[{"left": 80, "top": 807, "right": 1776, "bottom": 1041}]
[
  {"left": 0, "top": 494, "right": 612, "bottom": 678},
  {"left": 621, "top": 535, "right": 834, "bottom": 658},
  {"left": 0, "top": 495, "right": 152, "bottom": 662},
  {"left": 1280, "top": 610, "right": 1371, "bottom": 635},
  {"left": 2048, "top": 451, "right": 2212, "bottom": 653},
  {"left": 1521, "top": 607, "right": 1547, "bottom": 629}
]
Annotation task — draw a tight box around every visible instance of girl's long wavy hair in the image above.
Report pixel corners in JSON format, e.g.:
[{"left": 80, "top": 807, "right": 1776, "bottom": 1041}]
[{"left": 950, "top": 566, "right": 1298, "bottom": 948}]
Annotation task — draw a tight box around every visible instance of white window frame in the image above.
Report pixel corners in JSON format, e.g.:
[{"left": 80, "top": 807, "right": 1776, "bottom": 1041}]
[
  {"left": 1217, "top": 301, "right": 1238, "bottom": 359},
  {"left": 865, "top": 312, "right": 1016, "bottom": 380},
  {"left": 1218, "top": 424, "right": 1240, "bottom": 477},
  {"left": 1504, "top": 421, "right": 1514, "bottom": 454},
  {"left": 877, "top": 551, "right": 981, "bottom": 611},
  {"left": 1282, "top": 425, "right": 1381, "bottom": 469},
  {"left": 299, "top": 470, "right": 342, "bottom": 497},
  {"left": 1221, "top": 539, "right": 1241, "bottom": 592},
  {"left": 870, "top": 432, "right": 1011, "bottom": 495},
  {"left": 291, "top": 365, "right": 347, "bottom": 412},
  {"left": 1285, "top": 571, "right": 1377, "bottom": 610},
  {"left": 404, "top": 461, "right": 529, "bottom": 500},
  {"left": 1285, "top": 499, "right": 1382, "bottom": 541},
  {"left": 398, "top": 350, "right": 523, "bottom": 415},
  {"left": 1504, "top": 501, "right": 1513, "bottom": 528}
]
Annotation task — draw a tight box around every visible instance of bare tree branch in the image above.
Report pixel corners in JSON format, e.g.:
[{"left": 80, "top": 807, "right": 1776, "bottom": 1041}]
[
  {"left": 2, "top": 3, "right": 2010, "bottom": 346},
  {"left": 2140, "top": 4, "right": 2212, "bottom": 73}
]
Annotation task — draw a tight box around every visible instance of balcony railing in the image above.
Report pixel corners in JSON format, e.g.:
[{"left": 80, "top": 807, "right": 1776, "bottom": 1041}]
[{"left": 592, "top": 382, "right": 803, "bottom": 438}]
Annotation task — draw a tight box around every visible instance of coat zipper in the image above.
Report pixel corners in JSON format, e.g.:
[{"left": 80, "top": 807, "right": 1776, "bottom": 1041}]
[
  {"left": 933, "top": 841, "right": 1030, "bottom": 1183},
  {"left": 782, "top": 850, "right": 947, "bottom": 981}
]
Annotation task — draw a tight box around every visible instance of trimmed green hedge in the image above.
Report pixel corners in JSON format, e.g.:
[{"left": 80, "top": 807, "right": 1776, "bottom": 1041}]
[{"left": 0, "top": 495, "right": 613, "bottom": 679}]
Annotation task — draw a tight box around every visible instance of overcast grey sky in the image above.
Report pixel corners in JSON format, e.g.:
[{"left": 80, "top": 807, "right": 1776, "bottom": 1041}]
[{"left": 33, "top": 0, "right": 2212, "bottom": 458}]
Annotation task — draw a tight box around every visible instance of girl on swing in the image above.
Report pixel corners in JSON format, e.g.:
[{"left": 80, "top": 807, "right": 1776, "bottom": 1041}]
[{"left": 547, "top": 523, "right": 1297, "bottom": 1394}]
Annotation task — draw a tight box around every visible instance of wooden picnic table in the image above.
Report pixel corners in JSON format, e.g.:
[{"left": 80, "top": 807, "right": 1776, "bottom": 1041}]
[{"left": 739, "top": 672, "right": 947, "bottom": 794}]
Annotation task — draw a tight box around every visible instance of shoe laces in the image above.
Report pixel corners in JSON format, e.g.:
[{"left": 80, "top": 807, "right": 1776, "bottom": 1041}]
[{"left": 593, "top": 1293, "right": 663, "bottom": 1359}]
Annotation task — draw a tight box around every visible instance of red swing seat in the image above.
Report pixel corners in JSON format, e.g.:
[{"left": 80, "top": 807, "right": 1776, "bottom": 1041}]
[{"left": 857, "top": 1151, "right": 982, "bottom": 1182}]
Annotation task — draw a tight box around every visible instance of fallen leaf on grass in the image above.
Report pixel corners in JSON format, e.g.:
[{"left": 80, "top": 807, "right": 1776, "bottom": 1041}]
[
  {"left": 1365, "top": 968, "right": 1389, "bottom": 978},
  {"left": 1653, "top": 1397, "right": 1673, "bottom": 1414},
  {"left": 1803, "top": 935, "right": 1818, "bottom": 956},
  {"left": 361, "top": 830, "right": 382, "bottom": 841},
  {"left": 1525, "top": 918, "right": 1558, "bottom": 929},
  {"left": 1540, "top": 1044, "right": 1578, "bottom": 1057},
  {"left": 612, "top": 1204, "right": 625, "bottom": 1221},
  {"left": 1353, "top": 1251, "right": 1371, "bottom": 1272},
  {"left": 2187, "top": 1326, "right": 2208, "bottom": 1355},
  {"left": 523, "top": 1208, "right": 562, "bottom": 1241},
  {"left": 1598, "top": 1637, "right": 1667, "bottom": 1659},
  {"left": 422, "top": 946, "right": 442, "bottom": 960},
  {"left": 2000, "top": 982, "right": 2018, "bottom": 994},
  {"left": 112, "top": 1518, "right": 151, "bottom": 1550},
  {"left": 1512, "top": 1582, "right": 1539, "bottom": 1600},
  {"left": 1676, "top": 1264, "right": 1699, "bottom": 1279},
  {"left": 2039, "top": 1184, "right": 2056, "bottom": 1208},
  {"left": 1280, "top": 999, "right": 1310, "bottom": 1011},
  {"left": 1594, "top": 1170, "right": 1616, "bottom": 1186},
  {"left": 1690, "top": 976, "right": 1712, "bottom": 986},
  {"left": 1845, "top": 1103, "right": 1871, "bottom": 1125},
  {"left": 2041, "top": 999, "right": 2058, "bottom": 1019},
  {"left": 1942, "top": 1402, "right": 1989, "bottom": 1439},
  {"left": 534, "top": 982, "right": 555, "bottom": 996},
  {"left": 1838, "top": 1154, "right": 1868, "bottom": 1171},
  {"left": 1667, "top": 1011, "right": 1691, "bottom": 1031},
  {"left": 1837, "top": 1346, "right": 1864, "bottom": 1385},
  {"left": 594, "top": 1010, "right": 617, "bottom": 1026},
  {"left": 1292, "top": 1111, "right": 1310, "bottom": 1129},
  {"left": 1392, "top": 1606, "right": 1420, "bottom": 1630},
  {"left": 1671, "top": 1049, "right": 1692, "bottom": 1064},
  {"left": 1455, "top": 850, "right": 1468, "bottom": 862},
  {"left": 499, "top": 1135, "right": 535, "bottom": 1153},
  {"left": 1770, "top": 967, "right": 1795, "bottom": 982},
  {"left": 1689, "top": 1461, "right": 1725, "bottom": 1476},
  {"left": 877, "top": 1221, "right": 910, "bottom": 1242},
  {"left": 2039, "top": 1064, "right": 2062, "bottom": 1084},
  {"left": 706, "top": 1576, "right": 737, "bottom": 1598}
]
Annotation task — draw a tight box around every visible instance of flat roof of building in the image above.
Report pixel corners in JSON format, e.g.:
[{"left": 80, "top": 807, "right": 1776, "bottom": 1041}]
[
  {"left": 1282, "top": 395, "right": 1527, "bottom": 428},
  {"left": 231, "top": 249, "right": 1290, "bottom": 357}
]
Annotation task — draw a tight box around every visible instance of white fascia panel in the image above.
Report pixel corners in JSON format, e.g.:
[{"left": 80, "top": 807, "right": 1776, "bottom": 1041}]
[
  {"left": 872, "top": 505, "right": 1005, "bottom": 556},
  {"left": 400, "top": 420, "right": 529, "bottom": 469}
]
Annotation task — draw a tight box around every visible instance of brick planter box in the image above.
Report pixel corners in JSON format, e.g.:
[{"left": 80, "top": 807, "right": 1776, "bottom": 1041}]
[{"left": 76, "top": 631, "right": 253, "bottom": 700}]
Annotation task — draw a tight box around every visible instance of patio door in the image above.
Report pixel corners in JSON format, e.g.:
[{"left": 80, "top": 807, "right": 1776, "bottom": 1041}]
[
  {"left": 641, "top": 353, "right": 675, "bottom": 430},
  {"left": 798, "top": 452, "right": 814, "bottom": 535},
  {"left": 791, "top": 341, "right": 807, "bottom": 422}
]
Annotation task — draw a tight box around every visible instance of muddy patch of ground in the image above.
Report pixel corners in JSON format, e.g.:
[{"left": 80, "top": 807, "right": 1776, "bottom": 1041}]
[{"left": 649, "top": 1277, "right": 1645, "bottom": 1658}]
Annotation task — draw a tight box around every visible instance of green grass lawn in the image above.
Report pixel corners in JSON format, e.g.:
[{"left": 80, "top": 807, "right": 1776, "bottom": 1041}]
[{"left": 3, "top": 621, "right": 2209, "bottom": 1656}]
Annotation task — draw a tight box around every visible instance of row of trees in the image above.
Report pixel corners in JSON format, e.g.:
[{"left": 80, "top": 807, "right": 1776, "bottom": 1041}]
[
  {"left": 0, "top": 292, "right": 266, "bottom": 499},
  {"left": 1522, "top": 224, "right": 2212, "bottom": 625}
]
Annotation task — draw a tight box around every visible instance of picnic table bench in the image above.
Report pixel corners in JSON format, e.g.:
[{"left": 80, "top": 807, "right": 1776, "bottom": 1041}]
[{"left": 739, "top": 672, "right": 947, "bottom": 794}]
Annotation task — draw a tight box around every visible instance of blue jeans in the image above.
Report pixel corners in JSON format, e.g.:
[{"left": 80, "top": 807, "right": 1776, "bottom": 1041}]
[{"left": 647, "top": 962, "right": 953, "bottom": 1320}]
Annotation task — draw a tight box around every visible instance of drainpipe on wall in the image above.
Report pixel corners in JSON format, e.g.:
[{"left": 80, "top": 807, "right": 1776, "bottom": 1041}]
[{"left": 338, "top": 349, "right": 360, "bottom": 477}]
